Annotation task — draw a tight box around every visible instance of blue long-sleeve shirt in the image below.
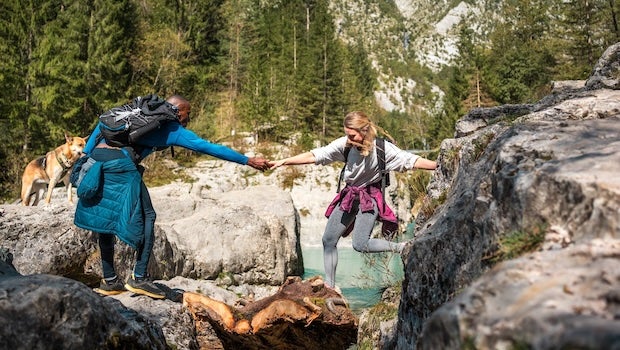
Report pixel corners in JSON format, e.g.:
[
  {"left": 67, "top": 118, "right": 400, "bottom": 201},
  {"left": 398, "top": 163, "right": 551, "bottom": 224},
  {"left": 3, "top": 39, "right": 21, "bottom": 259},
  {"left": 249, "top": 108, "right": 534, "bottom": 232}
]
[{"left": 84, "top": 121, "right": 249, "bottom": 165}]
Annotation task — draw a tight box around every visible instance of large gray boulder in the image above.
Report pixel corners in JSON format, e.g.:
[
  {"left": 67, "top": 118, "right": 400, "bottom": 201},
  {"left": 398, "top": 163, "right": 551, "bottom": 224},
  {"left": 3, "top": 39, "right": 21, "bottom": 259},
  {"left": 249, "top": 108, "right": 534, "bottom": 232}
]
[
  {"left": 0, "top": 273, "right": 168, "bottom": 349},
  {"left": 150, "top": 184, "right": 303, "bottom": 284},
  {"left": 418, "top": 240, "right": 620, "bottom": 349},
  {"left": 585, "top": 42, "right": 620, "bottom": 90},
  {"left": 0, "top": 185, "right": 302, "bottom": 285},
  {"left": 0, "top": 183, "right": 302, "bottom": 349},
  {"left": 0, "top": 205, "right": 98, "bottom": 277},
  {"left": 389, "top": 44, "right": 620, "bottom": 349}
]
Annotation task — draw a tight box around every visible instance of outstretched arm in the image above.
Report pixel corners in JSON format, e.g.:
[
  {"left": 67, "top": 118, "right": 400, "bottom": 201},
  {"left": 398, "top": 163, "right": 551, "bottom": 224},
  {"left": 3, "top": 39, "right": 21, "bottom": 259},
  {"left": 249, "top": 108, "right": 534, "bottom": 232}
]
[
  {"left": 269, "top": 152, "right": 316, "bottom": 169},
  {"left": 413, "top": 157, "right": 437, "bottom": 170}
]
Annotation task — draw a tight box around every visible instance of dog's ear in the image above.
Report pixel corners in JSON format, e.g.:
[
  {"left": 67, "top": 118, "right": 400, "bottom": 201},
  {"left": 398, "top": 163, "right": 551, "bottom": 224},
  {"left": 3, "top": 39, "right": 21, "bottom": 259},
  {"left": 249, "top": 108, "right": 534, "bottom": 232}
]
[{"left": 65, "top": 131, "right": 71, "bottom": 143}]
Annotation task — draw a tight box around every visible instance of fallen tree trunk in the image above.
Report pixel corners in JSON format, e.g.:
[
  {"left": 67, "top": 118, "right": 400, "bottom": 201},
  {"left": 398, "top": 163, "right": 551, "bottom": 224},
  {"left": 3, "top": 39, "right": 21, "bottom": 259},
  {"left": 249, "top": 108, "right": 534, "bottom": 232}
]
[{"left": 183, "top": 276, "right": 358, "bottom": 349}]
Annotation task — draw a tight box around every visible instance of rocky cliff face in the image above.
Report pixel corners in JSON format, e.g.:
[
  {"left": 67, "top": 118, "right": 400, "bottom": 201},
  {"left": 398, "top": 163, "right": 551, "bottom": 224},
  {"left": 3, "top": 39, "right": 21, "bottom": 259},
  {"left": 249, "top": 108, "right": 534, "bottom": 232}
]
[{"left": 388, "top": 43, "right": 620, "bottom": 349}]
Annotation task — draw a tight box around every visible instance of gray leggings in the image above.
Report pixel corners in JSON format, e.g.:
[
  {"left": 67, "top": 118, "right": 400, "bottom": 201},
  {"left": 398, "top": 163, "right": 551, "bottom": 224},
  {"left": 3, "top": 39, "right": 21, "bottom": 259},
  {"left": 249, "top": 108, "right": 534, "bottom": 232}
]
[{"left": 322, "top": 199, "right": 402, "bottom": 287}]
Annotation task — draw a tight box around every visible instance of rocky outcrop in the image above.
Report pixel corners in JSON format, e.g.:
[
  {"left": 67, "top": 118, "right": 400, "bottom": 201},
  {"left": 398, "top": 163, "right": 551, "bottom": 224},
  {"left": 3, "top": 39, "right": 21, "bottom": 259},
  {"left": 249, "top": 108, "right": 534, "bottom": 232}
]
[
  {"left": 419, "top": 240, "right": 620, "bottom": 349},
  {"left": 149, "top": 184, "right": 303, "bottom": 284},
  {"left": 1, "top": 250, "right": 352, "bottom": 350},
  {"left": 389, "top": 43, "right": 620, "bottom": 348},
  {"left": 164, "top": 156, "right": 414, "bottom": 248},
  {"left": 0, "top": 206, "right": 98, "bottom": 279},
  {"left": 0, "top": 185, "right": 302, "bottom": 285},
  {"left": 0, "top": 185, "right": 306, "bottom": 348},
  {"left": 585, "top": 43, "right": 620, "bottom": 90},
  {"left": 0, "top": 267, "right": 168, "bottom": 349}
]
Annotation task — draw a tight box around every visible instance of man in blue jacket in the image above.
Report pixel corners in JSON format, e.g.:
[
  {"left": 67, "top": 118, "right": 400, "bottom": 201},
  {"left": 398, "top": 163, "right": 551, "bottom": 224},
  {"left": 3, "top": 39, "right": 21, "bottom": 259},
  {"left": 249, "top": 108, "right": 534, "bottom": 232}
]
[{"left": 74, "top": 95, "right": 270, "bottom": 299}]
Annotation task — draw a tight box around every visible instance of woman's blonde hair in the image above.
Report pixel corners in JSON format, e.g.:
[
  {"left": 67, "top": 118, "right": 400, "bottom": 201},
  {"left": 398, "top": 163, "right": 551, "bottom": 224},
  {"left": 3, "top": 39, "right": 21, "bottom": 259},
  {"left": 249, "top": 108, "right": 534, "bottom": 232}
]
[{"left": 344, "top": 111, "right": 394, "bottom": 156}]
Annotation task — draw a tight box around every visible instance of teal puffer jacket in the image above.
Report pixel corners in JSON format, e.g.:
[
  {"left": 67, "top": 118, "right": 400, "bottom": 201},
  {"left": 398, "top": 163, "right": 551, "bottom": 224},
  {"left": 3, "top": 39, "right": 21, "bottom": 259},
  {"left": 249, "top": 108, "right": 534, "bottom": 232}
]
[{"left": 74, "top": 157, "right": 144, "bottom": 249}]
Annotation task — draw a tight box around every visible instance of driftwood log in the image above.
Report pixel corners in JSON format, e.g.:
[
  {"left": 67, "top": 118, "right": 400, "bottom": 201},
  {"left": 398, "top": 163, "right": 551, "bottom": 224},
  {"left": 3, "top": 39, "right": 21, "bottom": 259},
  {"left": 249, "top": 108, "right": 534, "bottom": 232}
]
[{"left": 183, "top": 276, "right": 358, "bottom": 350}]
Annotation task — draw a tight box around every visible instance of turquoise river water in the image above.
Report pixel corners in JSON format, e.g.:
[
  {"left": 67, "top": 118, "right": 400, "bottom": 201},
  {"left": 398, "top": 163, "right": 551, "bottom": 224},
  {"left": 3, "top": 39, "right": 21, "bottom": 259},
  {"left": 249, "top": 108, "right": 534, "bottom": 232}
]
[{"left": 301, "top": 245, "right": 405, "bottom": 311}]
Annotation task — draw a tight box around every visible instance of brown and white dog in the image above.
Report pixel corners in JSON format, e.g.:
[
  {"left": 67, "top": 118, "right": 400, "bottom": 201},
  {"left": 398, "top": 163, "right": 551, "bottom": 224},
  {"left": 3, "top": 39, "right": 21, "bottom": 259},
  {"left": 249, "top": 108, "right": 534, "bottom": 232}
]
[{"left": 21, "top": 132, "right": 87, "bottom": 206}]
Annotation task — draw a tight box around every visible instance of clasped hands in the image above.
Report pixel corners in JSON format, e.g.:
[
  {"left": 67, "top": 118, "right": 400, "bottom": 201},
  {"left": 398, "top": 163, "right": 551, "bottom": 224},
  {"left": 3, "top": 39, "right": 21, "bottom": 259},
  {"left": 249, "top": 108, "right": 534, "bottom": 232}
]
[{"left": 246, "top": 157, "right": 286, "bottom": 171}]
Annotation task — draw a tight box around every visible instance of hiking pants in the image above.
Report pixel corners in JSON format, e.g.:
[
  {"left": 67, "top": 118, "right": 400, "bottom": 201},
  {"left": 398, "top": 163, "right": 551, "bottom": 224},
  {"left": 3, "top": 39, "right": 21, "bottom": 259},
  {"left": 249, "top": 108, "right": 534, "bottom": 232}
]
[
  {"left": 99, "top": 181, "right": 155, "bottom": 279},
  {"left": 322, "top": 199, "right": 402, "bottom": 288}
]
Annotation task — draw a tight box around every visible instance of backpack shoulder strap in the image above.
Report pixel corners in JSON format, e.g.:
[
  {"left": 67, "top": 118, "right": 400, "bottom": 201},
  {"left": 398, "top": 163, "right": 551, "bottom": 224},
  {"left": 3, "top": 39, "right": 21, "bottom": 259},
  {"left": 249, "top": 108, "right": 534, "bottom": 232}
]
[
  {"left": 337, "top": 146, "right": 352, "bottom": 193},
  {"left": 377, "top": 138, "right": 390, "bottom": 184},
  {"left": 377, "top": 137, "right": 386, "bottom": 174},
  {"left": 376, "top": 137, "right": 391, "bottom": 210}
]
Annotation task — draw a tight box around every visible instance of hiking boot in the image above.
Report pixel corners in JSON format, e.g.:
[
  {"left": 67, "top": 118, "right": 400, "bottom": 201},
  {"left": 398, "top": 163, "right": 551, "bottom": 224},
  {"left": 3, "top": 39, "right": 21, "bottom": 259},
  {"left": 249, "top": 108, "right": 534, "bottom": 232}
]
[
  {"left": 125, "top": 274, "right": 166, "bottom": 299},
  {"left": 93, "top": 277, "right": 126, "bottom": 296}
]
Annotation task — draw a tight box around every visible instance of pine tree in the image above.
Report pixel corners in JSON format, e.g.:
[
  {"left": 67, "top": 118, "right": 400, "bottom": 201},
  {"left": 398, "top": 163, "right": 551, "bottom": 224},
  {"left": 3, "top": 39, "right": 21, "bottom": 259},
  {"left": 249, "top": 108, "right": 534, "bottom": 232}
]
[
  {"left": 180, "top": 0, "right": 231, "bottom": 139},
  {"left": 128, "top": 0, "right": 195, "bottom": 98},
  {"left": 552, "top": 0, "right": 617, "bottom": 79},
  {"left": 29, "top": 1, "right": 91, "bottom": 144},
  {"left": 0, "top": 0, "right": 88, "bottom": 198},
  {"left": 85, "top": 0, "right": 137, "bottom": 125},
  {"left": 0, "top": 0, "right": 33, "bottom": 153},
  {"left": 308, "top": 0, "right": 347, "bottom": 142},
  {"left": 482, "top": 0, "right": 555, "bottom": 104},
  {"left": 348, "top": 43, "right": 377, "bottom": 101},
  {"left": 235, "top": 2, "right": 282, "bottom": 142},
  {"left": 0, "top": 0, "right": 43, "bottom": 198},
  {"left": 293, "top": 0, "right": 349, "bottom": 144}
]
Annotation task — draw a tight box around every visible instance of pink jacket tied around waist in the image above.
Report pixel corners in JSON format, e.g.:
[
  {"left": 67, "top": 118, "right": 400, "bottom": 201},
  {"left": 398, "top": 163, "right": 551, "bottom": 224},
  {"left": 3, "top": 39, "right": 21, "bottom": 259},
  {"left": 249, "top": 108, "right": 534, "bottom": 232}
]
[{"left": 325, "top": 183, "right": 398, "bottom": 239}]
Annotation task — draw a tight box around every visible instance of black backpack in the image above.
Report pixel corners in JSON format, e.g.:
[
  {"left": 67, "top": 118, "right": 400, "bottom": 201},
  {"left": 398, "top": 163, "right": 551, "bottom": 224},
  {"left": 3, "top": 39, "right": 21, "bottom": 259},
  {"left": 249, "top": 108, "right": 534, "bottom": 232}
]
[
  {"left": 337, "top": 137, "right": 391, "bottom": 197},
  {"left": 98, "top": 94, "right": 180, "bottom": 148}
]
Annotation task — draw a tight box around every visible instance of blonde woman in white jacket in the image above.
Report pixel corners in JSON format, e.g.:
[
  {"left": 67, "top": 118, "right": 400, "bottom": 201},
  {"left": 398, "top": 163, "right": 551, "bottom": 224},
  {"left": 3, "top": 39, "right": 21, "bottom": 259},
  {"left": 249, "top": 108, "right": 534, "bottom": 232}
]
[{"left": 270, "top": 111, "right": 437, "bottom": 290}]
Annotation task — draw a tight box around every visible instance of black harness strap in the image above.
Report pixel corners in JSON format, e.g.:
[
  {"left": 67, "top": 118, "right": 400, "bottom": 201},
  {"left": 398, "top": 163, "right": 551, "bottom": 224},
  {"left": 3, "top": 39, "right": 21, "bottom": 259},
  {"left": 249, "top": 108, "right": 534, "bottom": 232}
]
[
  {"left": 337, "top": 146, "right": 351, "bottom": 193},
  {"left": 376, "top": 137, "right": 389, "bottom": 210}
]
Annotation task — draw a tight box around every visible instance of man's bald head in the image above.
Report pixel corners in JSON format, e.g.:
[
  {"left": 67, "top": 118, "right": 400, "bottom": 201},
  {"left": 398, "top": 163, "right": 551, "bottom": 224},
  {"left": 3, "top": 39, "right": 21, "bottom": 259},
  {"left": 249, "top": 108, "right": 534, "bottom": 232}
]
[
  {"left": 166, "top": 95, "right": 188, "bottom": 106},
  {"left": 167, "top": 95, "right": 191, "bottom": 127}
]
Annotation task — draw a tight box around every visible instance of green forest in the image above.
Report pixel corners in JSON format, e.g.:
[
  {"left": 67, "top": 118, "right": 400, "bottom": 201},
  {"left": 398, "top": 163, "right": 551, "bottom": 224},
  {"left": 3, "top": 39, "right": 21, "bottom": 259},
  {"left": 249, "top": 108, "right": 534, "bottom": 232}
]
[{"left": 1, "top": 0, "right": 618, "bottom": 201}]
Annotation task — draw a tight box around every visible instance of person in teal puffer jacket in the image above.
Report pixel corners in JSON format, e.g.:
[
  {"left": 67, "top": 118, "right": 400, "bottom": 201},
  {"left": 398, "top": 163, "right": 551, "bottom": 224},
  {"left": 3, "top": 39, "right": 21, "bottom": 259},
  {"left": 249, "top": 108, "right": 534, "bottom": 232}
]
[
  {"left": 74, "top": 154, "right": 144, "bottom": 249},
  {"left": 75, "top": 95, "right": 270, "bottom": 299}
]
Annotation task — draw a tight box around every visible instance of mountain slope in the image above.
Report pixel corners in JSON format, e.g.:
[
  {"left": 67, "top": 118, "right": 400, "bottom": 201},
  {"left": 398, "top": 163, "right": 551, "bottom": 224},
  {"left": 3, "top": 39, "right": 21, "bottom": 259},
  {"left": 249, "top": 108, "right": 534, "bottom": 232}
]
[{"left": 329, "top": 0, "right": 500, "bottom": 113}]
